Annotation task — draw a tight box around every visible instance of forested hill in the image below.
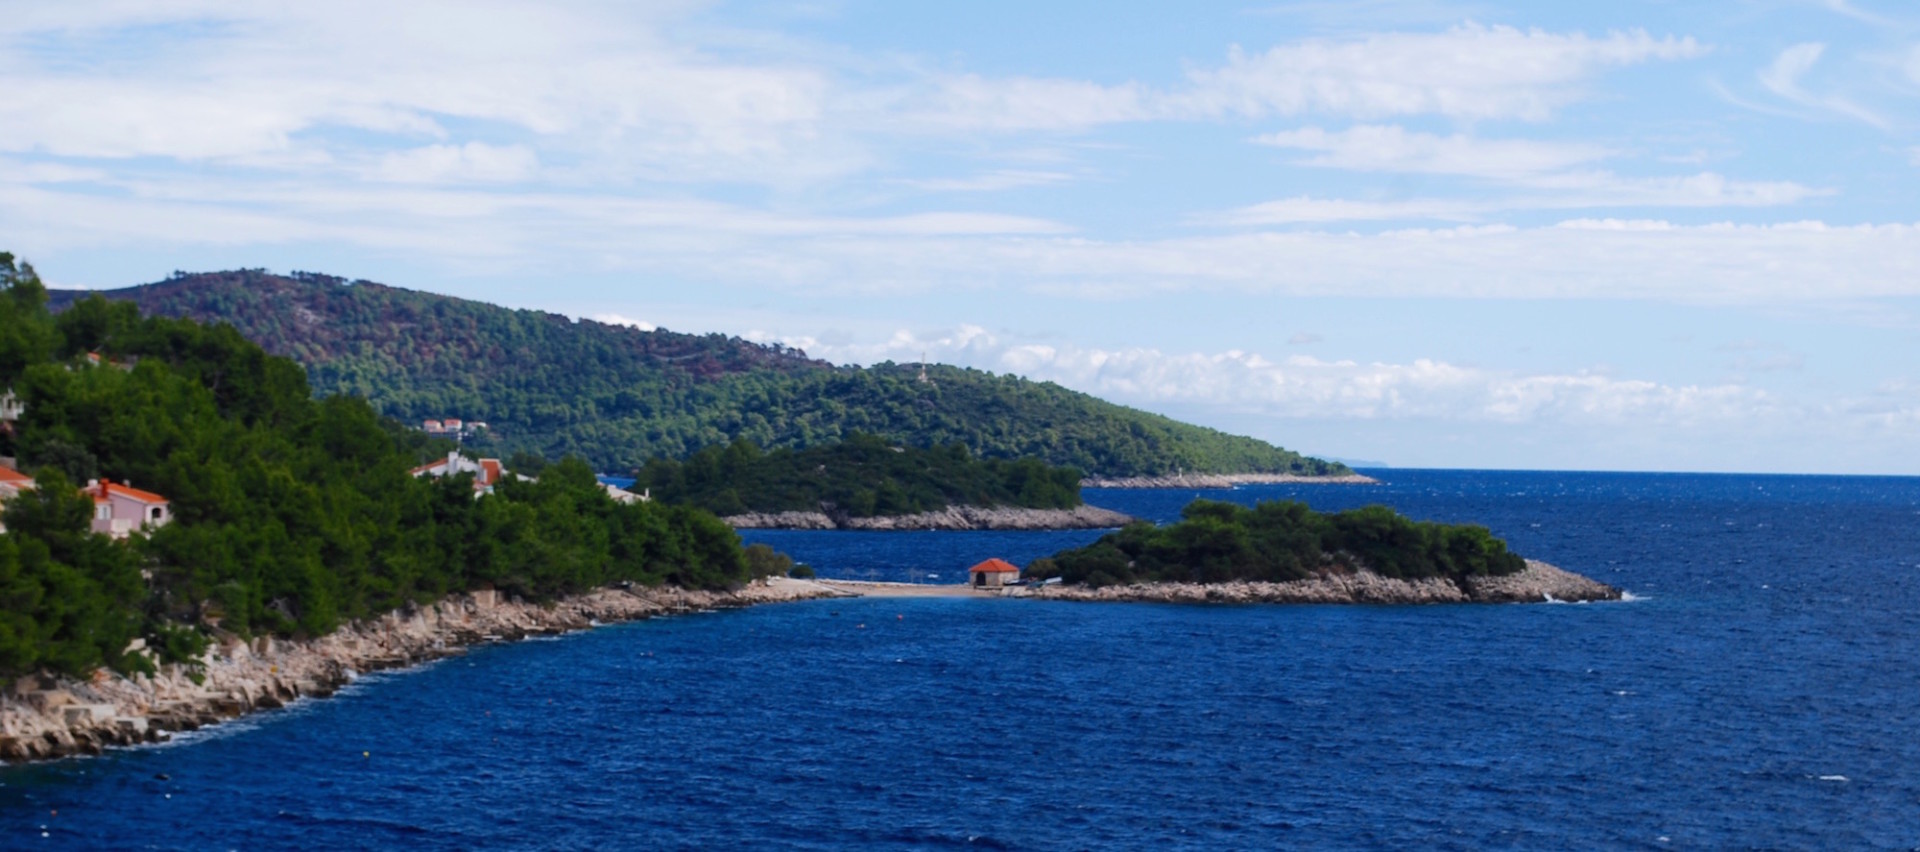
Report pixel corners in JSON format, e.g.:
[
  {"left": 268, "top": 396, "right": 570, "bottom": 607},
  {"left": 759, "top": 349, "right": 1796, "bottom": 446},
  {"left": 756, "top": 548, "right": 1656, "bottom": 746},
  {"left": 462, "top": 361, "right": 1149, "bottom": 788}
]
[{"left": 49, "top": 270, "right": 1349, "bottom": 478}]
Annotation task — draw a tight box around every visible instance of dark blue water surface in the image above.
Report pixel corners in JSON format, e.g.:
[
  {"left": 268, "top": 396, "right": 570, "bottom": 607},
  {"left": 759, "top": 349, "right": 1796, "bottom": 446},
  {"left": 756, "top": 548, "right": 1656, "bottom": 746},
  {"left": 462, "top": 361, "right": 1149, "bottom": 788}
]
[{"left": 6, "top": 470, "right": 1920, "bottom": 849}]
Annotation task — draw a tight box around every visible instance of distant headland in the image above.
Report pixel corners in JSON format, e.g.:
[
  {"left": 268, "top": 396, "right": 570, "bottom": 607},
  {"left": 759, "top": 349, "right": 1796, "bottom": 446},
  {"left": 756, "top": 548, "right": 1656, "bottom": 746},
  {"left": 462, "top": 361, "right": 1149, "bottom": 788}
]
[
  {"left": 724, "top": 503, "right": 1135, "bottom": 531},
  {"left": 1082, "top": 472, "right": 1379, "bottom": 488}
]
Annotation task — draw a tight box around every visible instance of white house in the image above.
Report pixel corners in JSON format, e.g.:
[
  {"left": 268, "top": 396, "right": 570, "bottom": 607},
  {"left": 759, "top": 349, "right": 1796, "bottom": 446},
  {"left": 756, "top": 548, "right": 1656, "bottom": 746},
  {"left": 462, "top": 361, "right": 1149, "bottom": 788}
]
[
  {"left": 411, "top": 452, "right": 513, "bottom": 494},
  {"left": 602, "top": 482, "right": 650, "bottom": 504}
]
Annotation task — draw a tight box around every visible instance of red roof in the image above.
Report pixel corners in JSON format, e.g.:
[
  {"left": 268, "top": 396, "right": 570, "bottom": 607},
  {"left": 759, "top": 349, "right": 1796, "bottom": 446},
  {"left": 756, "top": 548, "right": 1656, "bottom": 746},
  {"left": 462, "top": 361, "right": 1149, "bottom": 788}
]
[
  {"left": 968, "top": 558, "right": 1020, "bottom": 574},
  {"left": 92, "top": 480, "right": 169, "bottom": 505},
  {"left": 0, "top": 467, "right": 32, "bottom": 485},
  {"left": 479, "top": 459, "right": 502, "bottom": 486}
]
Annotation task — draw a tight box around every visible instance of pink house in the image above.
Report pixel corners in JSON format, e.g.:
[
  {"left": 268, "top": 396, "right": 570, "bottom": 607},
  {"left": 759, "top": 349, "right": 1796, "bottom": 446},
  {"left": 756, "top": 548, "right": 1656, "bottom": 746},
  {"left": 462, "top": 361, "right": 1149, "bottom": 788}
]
[{"left": 86, "top": 479, "right": 172, "bottom": 538}]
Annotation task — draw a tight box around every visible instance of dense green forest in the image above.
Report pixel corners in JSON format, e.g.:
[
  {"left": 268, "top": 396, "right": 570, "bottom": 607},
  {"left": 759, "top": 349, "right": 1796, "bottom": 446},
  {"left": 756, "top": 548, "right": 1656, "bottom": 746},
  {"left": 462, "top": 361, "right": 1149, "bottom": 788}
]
[
  {"left": 48, "top": 271, "right": 1348, "bottom": 478},
  {"left": 1027, "top": 499, "right": 1526, "bottom": 587},
  {"left": 1, "top": 253, "right": 762, "bottom": 683},
  {"left": 635, "top": 433, "right": 1082, "bottom": 518}
]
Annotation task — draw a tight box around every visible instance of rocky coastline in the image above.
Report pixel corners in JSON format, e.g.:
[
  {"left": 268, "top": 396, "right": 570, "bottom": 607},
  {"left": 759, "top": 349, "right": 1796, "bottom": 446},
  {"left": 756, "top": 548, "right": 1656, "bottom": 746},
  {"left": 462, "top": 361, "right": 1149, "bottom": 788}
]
[
  {"left": 0, "top": 577, "right": 850, "bottom": 765},
  {"left": 1028, "top": 560, "right": 1620, "bottom": 605},
  {"left": 724, "top": 503, "right": 1135, "bottom": 531},
  {"left": 1081, "top": 472, "right": 1379, "bottom": 489}
]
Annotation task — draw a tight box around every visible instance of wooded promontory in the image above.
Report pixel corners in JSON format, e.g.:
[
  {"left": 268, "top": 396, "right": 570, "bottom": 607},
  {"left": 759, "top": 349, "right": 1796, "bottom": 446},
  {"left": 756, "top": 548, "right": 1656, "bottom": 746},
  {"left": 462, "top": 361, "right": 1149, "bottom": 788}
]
[{"left": 49, "top": 270, "right": 1351, "bottom": 479}]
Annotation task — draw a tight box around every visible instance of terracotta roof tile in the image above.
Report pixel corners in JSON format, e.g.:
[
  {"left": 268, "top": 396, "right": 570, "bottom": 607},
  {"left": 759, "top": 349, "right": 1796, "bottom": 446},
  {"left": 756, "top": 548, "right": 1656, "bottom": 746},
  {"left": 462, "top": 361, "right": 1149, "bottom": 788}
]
[{"left": 92, "top": 480, "right": 169, "bottom": 505}]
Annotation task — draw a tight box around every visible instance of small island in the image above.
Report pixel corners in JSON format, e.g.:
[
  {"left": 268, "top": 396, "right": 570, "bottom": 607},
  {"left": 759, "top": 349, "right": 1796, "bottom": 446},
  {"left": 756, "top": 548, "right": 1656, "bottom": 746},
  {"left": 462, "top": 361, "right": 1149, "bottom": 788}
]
[
  {"left": 634, "top": 434, "right": 1134, "bottom": 530},
  {"left": 1024, "top": 498, "right": 1618, "bottom": 604}
]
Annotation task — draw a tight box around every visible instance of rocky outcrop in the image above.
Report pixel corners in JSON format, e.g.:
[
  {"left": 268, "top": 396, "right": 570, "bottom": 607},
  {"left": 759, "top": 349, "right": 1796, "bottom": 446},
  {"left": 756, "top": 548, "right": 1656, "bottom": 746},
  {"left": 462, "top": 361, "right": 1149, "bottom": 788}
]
[
  {"left": 722, "top": 511, "right": 841, "bottom": 530},
  {"left": 1080, "top": 473, "right": 1379, "bottom": 488},
  {"left": 0, "top": 578, "right": 849, "bottom": 765},
  {"left": 1027, "top": 560, "right": 1619, "bottom": 605},
  {"left": 1458, "top": 561, "right": 1621, "bottom": 603},
  {"left": 725, "top": 504, "right": 1135, "bottom": 531}
]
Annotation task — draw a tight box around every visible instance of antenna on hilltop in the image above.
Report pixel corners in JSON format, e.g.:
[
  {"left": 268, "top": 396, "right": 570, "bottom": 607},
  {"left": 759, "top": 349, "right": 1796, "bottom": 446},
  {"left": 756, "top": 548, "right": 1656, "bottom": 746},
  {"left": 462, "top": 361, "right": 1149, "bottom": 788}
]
[{"left": 918, "top": 351, "right": 930, "bottom": 384}]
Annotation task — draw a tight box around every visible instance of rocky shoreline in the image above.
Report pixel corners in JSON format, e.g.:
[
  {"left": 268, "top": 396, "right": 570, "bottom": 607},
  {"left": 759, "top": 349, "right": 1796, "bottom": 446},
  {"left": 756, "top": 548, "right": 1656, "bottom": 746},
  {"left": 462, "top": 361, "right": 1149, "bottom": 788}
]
[
  {"left": 1081, "top": 472, "right": 1379, "bottom": 489},
  {"left": 1027, "top": 560, "right": 1620, "bottom": 605},
  {"left": 0, "top": 578, "right": 850, "bottom": 765},
  {"left": 724, "top": 504, "right": 1135, "bottom": 531}
]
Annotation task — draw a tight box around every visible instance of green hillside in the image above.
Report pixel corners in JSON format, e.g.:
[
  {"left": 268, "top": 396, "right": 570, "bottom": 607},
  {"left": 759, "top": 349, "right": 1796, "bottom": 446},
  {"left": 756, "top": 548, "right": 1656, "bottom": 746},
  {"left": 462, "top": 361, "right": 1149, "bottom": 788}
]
[
  {"left": 638, "top": 434, "right": 1084, "bottom": 518},
  {"left": 2, "top": 254, "right": 758, "bottom": 681},
  {"left": 49, "top": 270, "right": 1348, "bottom": 478}
]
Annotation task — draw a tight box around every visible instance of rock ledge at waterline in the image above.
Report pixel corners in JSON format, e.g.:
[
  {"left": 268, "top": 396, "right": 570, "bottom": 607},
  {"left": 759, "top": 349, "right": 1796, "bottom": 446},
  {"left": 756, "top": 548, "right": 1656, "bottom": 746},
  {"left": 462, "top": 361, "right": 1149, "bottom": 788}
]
[
  {"left": 0, "top": 578, "right": 848, "bottom": 764},
  {"left": 1028, "top": 560, "right": 1619, "bottom": 605}
]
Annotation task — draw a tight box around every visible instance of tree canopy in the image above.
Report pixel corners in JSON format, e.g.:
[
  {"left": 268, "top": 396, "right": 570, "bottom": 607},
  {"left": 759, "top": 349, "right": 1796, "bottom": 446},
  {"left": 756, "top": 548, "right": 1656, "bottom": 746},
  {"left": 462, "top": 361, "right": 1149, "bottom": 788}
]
[
  {"left": 635, "top": 433, "right": 1083, "bottom": 517},
  {"left": 1, "top": 254, "right": 764, "bottom": 684},
  {"left": 47, "top": 270, "right": 1350, "bottom": 478},
  {"left": 1027, "top": 499, "right": 1526, "bottom": 587}
]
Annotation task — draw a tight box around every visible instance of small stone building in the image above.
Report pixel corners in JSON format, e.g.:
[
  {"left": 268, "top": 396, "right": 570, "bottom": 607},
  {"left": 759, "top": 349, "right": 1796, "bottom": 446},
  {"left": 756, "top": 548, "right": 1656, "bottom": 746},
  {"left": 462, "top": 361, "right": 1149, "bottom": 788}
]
[{"left": 969, "top": 558, "right": 1021, "bottom": 589}]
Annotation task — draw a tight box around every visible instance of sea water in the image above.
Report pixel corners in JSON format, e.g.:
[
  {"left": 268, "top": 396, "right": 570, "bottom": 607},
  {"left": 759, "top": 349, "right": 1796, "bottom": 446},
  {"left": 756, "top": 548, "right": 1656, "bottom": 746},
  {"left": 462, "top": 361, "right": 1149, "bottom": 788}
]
[{"left": 3, "top": 470, "right": 1918, "bottom": 849}]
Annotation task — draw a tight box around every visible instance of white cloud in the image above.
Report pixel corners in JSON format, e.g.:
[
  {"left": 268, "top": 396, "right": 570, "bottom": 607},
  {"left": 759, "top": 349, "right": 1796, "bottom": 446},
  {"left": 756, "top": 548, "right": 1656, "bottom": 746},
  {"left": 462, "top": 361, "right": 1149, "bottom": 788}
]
[
  {"left": 0, "top": 7, "right": 1722, "bottom": 197},
  {"left": 591, "top": 313, "right": 656, "bottom": 332},
  {"left": 0, "top": 2, "right": 853, "bottom": 183},
  {"left": 4, "top": 170, "right": 1907, "bottom": 304},
  {"left": 892, "top": 23, "right": 1709, "bottom": 133},
  {"left": 1210, "top": 196, "right": 1489, "bottom": 224},
  {"left": 898, "top": 170, "right": 1077, "bottom": 192},
  {"left": 1757, "top": 42, "right": 1888, "bottom": 128},
  {"left": 374, "top": 143, "right": 540, "bottom": 184},
  {"left": 1821, "top": 0, "right": 1896, "bottom": 27},
  {"left": 1245, "top": 125, "right": 1823, "bottom": 215},
  {"left": 909, "top": 76, "right": 1153, "bottom": 131},
  {"left": 755, "top": 324, "right": 1771, "bottom": 426},
  {"left": 1255, "top": 125, "right": 1612, "bottom": 179},
  {"left": 1179, "top": 24, "right": 1707, "bottom": 122},
  {"left": 1210, "top": 173, "right": 1823, "bottom": 224}
]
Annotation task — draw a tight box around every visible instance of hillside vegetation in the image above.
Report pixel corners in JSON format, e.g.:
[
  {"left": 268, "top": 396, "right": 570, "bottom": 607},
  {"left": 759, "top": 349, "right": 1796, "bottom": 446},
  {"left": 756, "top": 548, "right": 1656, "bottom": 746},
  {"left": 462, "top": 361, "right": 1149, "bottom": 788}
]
[
  {"left": 1028, "top": 499, "right": 1526, "bottom": 587},
  {"left": 2, "top": 254, "right": 760, "bottom": 682},
  {"left": 636, "top": 433, "right": 1083, "bottom": 518},
  {"left": 50, "top": 271, "right": 1347, "bottom": 478}
]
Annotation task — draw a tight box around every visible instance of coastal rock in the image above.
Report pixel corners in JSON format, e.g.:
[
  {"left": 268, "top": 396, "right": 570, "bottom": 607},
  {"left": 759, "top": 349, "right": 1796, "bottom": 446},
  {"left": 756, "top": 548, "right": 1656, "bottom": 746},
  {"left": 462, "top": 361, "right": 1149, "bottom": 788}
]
[
  {"left": 1461, "top": 560, "right": 1621, "bottom": 603},
  {"left": 1028, "top": 560, "right": 1620, "bottom": 605},
  {"left": 722, "top": 511, "right": 840, "bottom": 530},
  {"left": 725, "top": 504, "right": 1135, "bottom": 531},
  {"left": 0, "top": 577, "right": 851, "bottom": 765},
  {"left": 1080, "top": 472, "right": 1379, "bottom": 489}
]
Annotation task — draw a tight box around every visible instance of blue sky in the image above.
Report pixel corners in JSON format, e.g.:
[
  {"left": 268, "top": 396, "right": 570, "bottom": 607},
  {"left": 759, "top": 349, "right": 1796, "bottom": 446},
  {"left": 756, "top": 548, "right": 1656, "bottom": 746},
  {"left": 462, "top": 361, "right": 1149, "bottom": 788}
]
[{"left": 4, "top": 1, "right": 1919, "bottom": 473}]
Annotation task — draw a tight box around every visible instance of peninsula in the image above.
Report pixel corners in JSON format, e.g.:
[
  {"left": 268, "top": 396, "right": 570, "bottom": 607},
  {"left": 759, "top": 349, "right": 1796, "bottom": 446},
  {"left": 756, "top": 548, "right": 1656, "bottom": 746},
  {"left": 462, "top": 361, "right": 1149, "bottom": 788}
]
[
  {"left": 0, "top": 255, "right": 827, "bottom": 762},
  {"left": 46, "top": 269, "right": 1354, "bottom": 481},
  {"left": 639, "top": 434, "right": 1136, "bottom": 530},
  {"left": 1024, "top": 498, "right": 1620, "bottom": 603}
]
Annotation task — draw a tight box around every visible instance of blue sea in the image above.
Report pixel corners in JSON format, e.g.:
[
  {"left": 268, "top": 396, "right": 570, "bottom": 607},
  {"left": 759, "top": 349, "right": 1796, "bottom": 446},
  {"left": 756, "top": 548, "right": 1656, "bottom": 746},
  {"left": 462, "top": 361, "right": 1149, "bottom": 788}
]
[{"left": 5, "top": 470, "right": 1919, "bottom": 849}]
